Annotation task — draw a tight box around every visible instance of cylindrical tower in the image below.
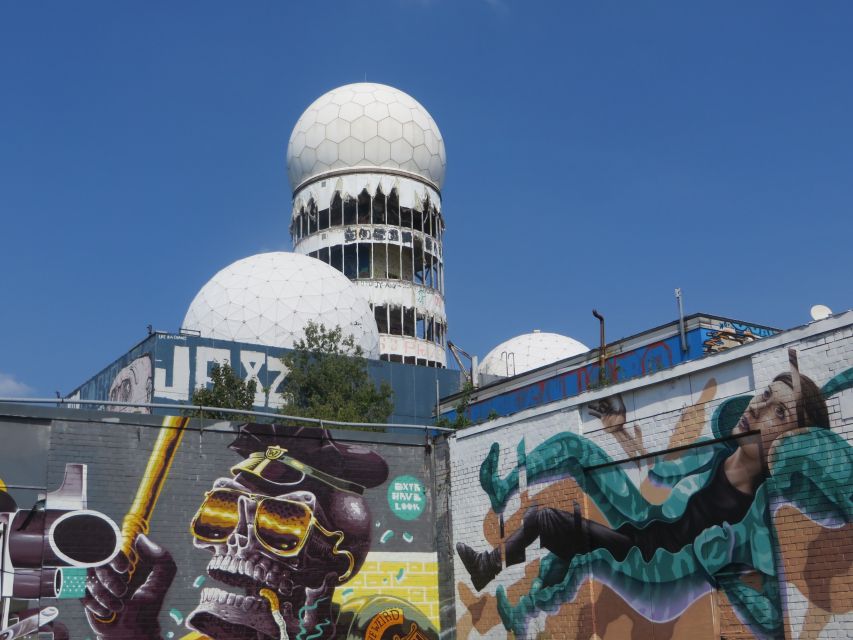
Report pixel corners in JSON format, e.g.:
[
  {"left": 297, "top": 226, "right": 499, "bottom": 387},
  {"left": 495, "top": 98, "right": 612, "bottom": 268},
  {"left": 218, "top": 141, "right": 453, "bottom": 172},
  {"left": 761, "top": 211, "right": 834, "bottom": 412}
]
[{"left": 286, "top": 83, "right": 448, "bottom": 367}]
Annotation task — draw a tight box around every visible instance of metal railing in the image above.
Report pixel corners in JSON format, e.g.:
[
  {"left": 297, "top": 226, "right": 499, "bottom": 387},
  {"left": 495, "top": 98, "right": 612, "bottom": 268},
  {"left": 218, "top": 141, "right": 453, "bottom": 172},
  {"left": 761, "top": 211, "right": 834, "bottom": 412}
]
[{"left": 0, "top": 398, "right": 454, "bottom": 433}]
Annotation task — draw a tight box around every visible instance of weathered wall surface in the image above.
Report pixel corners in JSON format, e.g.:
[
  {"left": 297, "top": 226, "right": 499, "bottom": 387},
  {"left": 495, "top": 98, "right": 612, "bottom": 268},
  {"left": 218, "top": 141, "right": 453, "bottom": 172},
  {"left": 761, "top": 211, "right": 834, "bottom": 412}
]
[
  {"left": 450, "top": 315, "right": 853, "bottom": 639},
  {"left": 0, "top": 410, "right": 443, "bottom": 640},
  {"left": 67, "top": 332, "right": 462, "bottom": 424}
]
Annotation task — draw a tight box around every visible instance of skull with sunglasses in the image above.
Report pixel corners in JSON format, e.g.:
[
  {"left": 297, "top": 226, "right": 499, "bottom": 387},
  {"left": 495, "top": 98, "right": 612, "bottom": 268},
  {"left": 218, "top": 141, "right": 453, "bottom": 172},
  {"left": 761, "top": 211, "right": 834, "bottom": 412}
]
[{"left": 185, "top": 424, "right": 388, "bottom": 640}]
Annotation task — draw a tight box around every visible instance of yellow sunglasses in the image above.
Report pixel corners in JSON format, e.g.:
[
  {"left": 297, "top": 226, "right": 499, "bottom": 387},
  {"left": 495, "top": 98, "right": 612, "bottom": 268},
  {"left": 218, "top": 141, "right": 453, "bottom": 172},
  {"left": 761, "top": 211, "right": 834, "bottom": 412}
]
[{"left": 189, "top": 488, "right": 354, "bottom": 581}]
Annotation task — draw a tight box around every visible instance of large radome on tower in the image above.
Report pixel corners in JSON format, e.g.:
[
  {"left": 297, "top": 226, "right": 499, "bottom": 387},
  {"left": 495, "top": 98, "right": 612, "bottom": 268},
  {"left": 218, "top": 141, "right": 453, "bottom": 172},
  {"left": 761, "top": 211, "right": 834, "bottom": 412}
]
[
  {"left": 287, "top": 83, "right": 449, "bottom": 367},
  {"left": 182, "top": 252, "right": 380, "bottom": 357}
]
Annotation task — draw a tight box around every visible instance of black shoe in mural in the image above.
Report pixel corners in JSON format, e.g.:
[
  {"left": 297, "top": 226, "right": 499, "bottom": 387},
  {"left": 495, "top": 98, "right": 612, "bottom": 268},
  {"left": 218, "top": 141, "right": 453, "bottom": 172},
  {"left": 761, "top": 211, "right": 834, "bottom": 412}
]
[{"left": 455, "top": 543, "right": 501, "bottom": 591}]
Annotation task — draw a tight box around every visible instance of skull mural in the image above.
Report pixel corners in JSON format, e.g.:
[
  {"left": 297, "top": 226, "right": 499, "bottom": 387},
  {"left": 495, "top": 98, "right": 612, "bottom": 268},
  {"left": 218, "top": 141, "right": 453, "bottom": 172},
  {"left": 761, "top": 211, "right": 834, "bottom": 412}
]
[
  {"left": 83, "top": 423, "right": 391, "bottom": 640},
  {"left": 186, "top": 423, "right": 388, "bottom": 639}
]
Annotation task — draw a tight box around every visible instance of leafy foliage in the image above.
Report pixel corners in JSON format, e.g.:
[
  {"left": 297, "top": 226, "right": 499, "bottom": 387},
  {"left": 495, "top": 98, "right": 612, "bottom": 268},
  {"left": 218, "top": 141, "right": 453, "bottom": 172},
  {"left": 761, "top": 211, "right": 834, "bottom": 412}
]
[
  {"left": 191, "top": 362, "right": 257, "bottom": 420},
  {"left": 435, "top": 380, "right": 475, "bottom": 429},
  {"left": 280, "top": 322, "right": 394, "bottom": 424}
]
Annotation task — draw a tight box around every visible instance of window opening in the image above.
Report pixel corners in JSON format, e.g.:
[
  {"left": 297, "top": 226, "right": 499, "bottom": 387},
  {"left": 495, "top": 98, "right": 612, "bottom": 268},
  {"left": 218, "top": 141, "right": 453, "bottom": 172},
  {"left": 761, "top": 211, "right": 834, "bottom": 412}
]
[
  {"left": 318, "top": 247, "right": 330, "bottom": 264},
  {"left": 387, "top": 192, "right": 400, "bottom": 227},
  {"left": 374, "top": 305, "right": 388, "bottom": 334},
  {"left": 401, "top": 246, "right": 414, "bottom": 282},
  {"left": 344, "top": 196, "right": 357, "bottom": 225},
  {"left": 357, "top": 243, "right": 371, "bottom": 278},
  {"left": 389, "top": 305, "right": 403, "bottom": 336},
  {"left": 309, "top": 203, "right": 318, "bottom": 234},
  {"left": 413, "top": 237, "right": 425, "bottom": 285},
  {"left": 425, "top": 252, "right": 433, "bottom": 288},
  {"left": 319, "top": 208, "right": 329, "bottom": 230},
  {"left": 330, "top": 245, "right": 343, "bottom": 272},
  {"left": 400, "top": 206, "right": 412, "bottom": 229},
  {"left": 344, "top": 244, "right": 357, "bottom": 279},
  {"left": 357, "top": 189, "right": 371, "bottom": 224},
  {"left": 372, "top": 188, "right": 386, "bottom": 225},
  {"left": 403, "top": 307, "right": 415, "bottom": 337},
  {"left": 387, "top": 244, "right": 401, "bottom": 280},
  {"left": 373, "top": 243, "right": 388, "bottom": 279},
  {"left": 331, "top": 193, "right": 343, "bottom": 227}
]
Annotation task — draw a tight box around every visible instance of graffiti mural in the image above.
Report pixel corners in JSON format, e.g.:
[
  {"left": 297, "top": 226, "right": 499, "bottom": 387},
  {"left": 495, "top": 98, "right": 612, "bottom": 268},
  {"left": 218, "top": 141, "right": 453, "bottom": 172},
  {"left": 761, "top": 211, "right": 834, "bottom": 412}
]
[
  {"left": 108, "top": 354, "right": 154, "bottom": 413},
  {"left": 0, "top": 417, "right": 440, "bottom": 640},
  {"left": 452, "top": 348, "right": 853, "bottom": 639}
]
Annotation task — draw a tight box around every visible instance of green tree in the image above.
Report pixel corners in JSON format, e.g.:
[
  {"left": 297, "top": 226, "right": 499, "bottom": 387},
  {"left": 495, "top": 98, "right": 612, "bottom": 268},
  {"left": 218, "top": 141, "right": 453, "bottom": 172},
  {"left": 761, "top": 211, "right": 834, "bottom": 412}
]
[
  {"left": 191, "top": 362, "right": 257, "bottom": 420},
  {"left": 280, "top": 322, "right": 394, "bottom": 423},
  {"left": 436, "top": 380, "right": 475, "bottom": 429}
]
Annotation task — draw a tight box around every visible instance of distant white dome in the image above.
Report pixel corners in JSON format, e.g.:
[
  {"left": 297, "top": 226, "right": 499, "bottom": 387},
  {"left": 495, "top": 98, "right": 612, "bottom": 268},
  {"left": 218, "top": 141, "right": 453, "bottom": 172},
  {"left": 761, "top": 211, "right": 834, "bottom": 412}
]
[
  {"left": 480, "top": 331, "right": 589, "bottom": 378},
  {"left": 182, "top": 252, "right": 380, "bottom": 357},
  {"left": 287, "top": 83, "right": 446, "bottom": 192}
]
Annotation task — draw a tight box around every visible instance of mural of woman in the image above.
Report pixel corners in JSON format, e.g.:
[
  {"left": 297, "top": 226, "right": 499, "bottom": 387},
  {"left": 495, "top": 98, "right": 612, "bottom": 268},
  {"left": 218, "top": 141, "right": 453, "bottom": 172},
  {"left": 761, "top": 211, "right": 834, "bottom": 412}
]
[{"left": 456, "top": 359, "right": 853, "bottom": 639}]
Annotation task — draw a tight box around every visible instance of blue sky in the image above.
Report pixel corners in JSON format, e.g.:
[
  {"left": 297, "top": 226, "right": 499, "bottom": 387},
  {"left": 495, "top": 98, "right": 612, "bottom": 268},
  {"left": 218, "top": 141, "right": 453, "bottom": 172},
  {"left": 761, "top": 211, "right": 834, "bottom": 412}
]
[{"left": 1, "top": 1, "right": 852, "bottom": 397}]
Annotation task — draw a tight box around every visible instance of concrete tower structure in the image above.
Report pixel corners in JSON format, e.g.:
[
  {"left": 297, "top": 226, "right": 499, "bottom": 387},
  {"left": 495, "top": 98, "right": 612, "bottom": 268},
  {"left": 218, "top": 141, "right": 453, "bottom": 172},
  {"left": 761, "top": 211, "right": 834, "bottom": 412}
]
[{"left": 286, "top": 83, "right": 448, "bottom": 367}]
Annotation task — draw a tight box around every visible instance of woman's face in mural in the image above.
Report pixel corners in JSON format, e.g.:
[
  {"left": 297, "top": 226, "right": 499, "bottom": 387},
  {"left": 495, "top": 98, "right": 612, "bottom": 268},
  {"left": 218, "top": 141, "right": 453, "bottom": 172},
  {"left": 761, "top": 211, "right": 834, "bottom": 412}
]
[{"left": 739, "top": 380, "right": 799, "bottom": 451}]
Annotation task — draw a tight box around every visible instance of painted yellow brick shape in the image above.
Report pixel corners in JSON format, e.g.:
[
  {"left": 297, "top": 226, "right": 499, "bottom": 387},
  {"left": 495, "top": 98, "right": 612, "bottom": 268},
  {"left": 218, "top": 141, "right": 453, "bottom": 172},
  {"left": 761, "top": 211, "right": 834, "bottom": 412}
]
[{"left": 332, "top": 552, "right": 440, "bottom": 629}]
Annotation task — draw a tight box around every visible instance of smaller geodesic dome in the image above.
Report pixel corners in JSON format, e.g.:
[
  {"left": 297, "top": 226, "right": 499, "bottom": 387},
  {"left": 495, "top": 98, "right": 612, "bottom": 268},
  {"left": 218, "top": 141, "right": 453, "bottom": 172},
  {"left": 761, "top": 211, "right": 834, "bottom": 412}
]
[
  {"left": 480, "top": 330, "right": 589, "bottom": 378},
  {"left": 182, "top": 252, "right": 380, "bottom": 357}
]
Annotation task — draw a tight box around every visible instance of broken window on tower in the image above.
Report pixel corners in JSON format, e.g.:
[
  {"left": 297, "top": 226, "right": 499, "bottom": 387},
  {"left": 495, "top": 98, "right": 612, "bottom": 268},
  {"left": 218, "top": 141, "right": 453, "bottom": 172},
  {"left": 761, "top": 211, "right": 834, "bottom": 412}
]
[
  {"left": 331, "top": 192, "right": 343, "bottom": 227},
  {"left": 344, "top": 196, "right": 357, "bottom": 225},
  {"left": 372, "top": 188, "right": 386, "bottom": 225},
  {"left": 387, "top": 244, "right": 401, "bottom": 280},
  {"left": 389, "top": 305, "right": 403, "bottom": 336},
  {"left": 357, "top": 189, "right": 370, "bottom": 224},
  {"left": 344, "top": 244, "right": 357, "bottom": 278}
]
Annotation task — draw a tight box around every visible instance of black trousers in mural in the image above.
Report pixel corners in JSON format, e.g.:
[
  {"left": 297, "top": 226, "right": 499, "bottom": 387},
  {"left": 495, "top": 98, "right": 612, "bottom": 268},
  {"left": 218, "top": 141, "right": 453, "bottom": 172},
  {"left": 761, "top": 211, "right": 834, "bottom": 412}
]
[
  {"left": 504, "top": 461, "right": 758, "bottom": 569},
  {"left": 504, "top": 505, "right": 636, "bottom": 567}
]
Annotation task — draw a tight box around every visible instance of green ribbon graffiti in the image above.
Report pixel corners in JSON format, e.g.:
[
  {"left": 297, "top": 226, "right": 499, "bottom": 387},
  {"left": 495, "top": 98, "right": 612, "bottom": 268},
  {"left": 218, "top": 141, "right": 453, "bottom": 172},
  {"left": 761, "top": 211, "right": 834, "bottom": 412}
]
[{"left": 481, "top": 370, "right": 853, "bottom": 639}]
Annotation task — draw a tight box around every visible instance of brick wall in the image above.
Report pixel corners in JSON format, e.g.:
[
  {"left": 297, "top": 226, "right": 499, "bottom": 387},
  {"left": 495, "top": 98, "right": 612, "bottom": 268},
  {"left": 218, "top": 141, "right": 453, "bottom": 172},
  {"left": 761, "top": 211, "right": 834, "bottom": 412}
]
[
  {"left": 0, "top": 414, "right": 442, "bottom": 640},
  {"left": 449, "top": 314, "right": 853, "bottom": 639}
]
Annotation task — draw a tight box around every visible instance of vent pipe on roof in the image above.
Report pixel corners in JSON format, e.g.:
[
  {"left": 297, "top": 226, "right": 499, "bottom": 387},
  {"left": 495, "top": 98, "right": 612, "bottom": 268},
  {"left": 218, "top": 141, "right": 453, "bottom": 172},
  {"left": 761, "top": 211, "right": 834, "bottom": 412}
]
[
  {"left": 592, "top": 309, "right": 606, "bottom": 385},
  {"left": 675, "top": 288, "right": 688, "bottom": 353}
]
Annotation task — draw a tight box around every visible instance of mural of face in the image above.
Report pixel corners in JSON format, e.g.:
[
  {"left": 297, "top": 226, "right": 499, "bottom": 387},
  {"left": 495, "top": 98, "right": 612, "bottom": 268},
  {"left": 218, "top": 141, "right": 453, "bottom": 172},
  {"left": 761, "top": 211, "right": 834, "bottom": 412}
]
[
  {"left": 107, "top": 355, "right": 153, "bottom": 413},
  {"left": 185, "top": 427, "right": 387, "bottom": 640},
  {"left": 738, "top": 379, "right": 799, "bottom": 455}
]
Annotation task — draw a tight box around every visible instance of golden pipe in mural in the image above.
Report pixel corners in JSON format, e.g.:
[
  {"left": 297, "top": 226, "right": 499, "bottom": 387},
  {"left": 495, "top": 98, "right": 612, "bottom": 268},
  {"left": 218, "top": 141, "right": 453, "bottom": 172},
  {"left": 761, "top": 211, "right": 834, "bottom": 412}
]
[{"left": 120, "top": 415, "right": 190, "bottom": 566}]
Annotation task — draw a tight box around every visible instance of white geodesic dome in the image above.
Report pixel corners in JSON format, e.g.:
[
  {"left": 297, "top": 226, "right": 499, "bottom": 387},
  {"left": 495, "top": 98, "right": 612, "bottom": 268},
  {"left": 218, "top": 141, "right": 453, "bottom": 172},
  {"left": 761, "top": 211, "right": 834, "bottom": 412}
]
[
  {"left": 480, "top": 331, "right": 589, "bottom": 378},
  {"left": 182, "top": 252, "right": 380, "bottom": 357},
  {"left": 287, "top": 83, "right": 446, "bottom": 192}
]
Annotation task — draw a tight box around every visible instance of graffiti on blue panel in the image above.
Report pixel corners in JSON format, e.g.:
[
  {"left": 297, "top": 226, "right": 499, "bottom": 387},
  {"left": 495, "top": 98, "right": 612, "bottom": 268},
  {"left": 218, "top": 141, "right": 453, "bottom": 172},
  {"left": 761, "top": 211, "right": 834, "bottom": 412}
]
[
  {"left": 460, "top": 333, "right": 695, "bottom": 423},
  {"left": 716, "top": 320, "right": 777, "bottom": 339}
]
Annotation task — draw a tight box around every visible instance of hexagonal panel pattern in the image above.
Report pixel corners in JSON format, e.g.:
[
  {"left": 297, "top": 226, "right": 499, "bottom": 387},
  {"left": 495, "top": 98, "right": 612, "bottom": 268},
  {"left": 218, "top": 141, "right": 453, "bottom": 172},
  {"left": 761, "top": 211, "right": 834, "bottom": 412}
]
[
  {"left": 480, "top": 332, "right": 590, "bottom": 378},
  {"left": 182, "top": 252, "right": 380, "bottom": 357},
  {"left": 287, "top": 83, "right": 446, "bottom": 191}
]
